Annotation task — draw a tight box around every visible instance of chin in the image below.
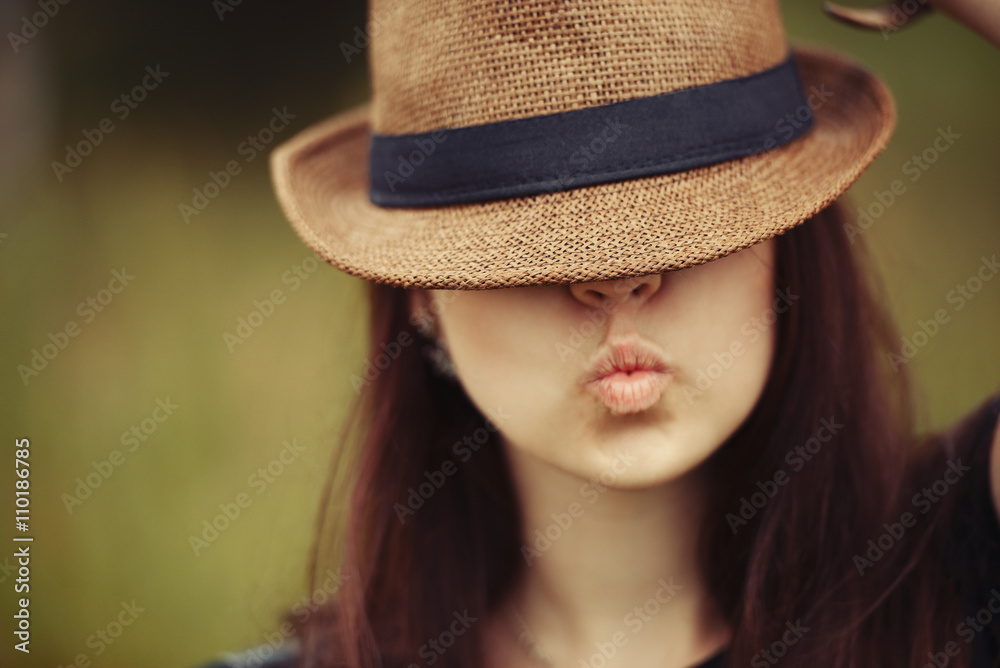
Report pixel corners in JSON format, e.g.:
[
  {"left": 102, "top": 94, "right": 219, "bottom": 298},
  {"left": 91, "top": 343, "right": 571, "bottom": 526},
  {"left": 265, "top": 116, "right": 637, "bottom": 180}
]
[{"left": 571, "top": 422, "right": 722, "bottom": 490}]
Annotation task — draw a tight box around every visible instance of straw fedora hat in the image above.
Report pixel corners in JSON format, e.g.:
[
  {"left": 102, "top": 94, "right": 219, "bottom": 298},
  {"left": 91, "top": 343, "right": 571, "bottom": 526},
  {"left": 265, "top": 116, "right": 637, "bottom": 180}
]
[{"left": 270, "top": 0, "right": 895, "bottom": 289}]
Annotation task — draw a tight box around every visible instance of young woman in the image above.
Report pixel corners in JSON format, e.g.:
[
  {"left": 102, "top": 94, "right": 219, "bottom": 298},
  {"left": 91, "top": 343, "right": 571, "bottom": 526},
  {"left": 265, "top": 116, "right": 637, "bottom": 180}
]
[{"left": 212, "top": 0, "right": 1000, "bottom": 666}]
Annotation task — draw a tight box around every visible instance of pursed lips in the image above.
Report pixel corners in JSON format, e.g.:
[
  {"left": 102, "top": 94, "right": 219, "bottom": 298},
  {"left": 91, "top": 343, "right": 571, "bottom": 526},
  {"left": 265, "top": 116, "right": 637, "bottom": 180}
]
[{"left": 583, "top": 339, "right": 670, "bottom": 416}]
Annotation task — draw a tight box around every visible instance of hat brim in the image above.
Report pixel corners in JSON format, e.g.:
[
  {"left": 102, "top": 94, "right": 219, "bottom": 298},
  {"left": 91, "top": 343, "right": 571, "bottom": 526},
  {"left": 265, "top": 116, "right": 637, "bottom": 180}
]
[{"left": 270, "top": 47, "right": 895, "bottom": 289}]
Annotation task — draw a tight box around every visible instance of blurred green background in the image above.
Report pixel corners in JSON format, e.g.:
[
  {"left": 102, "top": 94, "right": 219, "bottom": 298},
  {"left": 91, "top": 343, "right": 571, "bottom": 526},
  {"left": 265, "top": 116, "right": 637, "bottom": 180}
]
[{"left": 0, "top": 1, "right": 998, "bottom": 666}]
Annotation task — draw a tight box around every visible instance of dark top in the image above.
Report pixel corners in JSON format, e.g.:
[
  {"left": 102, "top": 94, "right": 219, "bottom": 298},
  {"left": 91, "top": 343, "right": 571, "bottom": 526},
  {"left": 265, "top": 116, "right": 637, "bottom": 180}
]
[
  {"left": 200, "top": 395, "right": 1000, "bottom": 668},
  {"left": 201, "top": 645, "right": 298, "bottom": 668},
  {"left": 942, "top": 393, "right": 1000, "bottom": 668}
]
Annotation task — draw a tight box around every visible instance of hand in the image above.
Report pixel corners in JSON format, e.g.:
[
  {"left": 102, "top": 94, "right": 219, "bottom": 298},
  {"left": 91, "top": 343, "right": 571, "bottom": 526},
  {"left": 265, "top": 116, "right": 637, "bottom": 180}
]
[
  {"left": 931, "top": 0, "right": 1000, "bottom": 45},
  {"left": 823, "top": 0, "right": 1000, "bottom": 47}
]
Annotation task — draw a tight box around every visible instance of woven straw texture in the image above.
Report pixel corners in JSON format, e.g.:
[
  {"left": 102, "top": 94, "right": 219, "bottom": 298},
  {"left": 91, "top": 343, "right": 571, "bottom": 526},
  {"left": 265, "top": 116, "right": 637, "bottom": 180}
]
[
  {"left": 371, "top": 0, "right": 787, "bottom": 133},
  {"left": 271, "top": 1, "right": 896, "bottom": 289}
]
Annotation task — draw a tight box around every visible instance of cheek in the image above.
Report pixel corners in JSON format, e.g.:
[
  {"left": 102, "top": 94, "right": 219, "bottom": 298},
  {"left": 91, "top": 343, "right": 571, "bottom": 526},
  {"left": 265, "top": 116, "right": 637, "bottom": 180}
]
[
  {"left": 435, "top": 291, "right": 573, "bottom": 428},
  {"left": 662, "top": 247, "right": 776, "bottom": 437}
]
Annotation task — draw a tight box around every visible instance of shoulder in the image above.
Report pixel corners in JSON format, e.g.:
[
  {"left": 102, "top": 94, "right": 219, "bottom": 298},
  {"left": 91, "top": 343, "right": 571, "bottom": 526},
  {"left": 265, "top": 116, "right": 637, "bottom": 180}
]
[
  {"left": 932, "top": 392, "right": 1000, "bottom": 668},
  {"left": 196, "top": 643, "right": 298, "bottom": 668},
  {"left": 991, "top": 401, "right": 1000, "bottom": 521},
  {"left": 936, "top": 392, "right": 1000, "bottom": 537},
  {"left": 936, "top": 392, "right": 1000, "bottom": 499}
]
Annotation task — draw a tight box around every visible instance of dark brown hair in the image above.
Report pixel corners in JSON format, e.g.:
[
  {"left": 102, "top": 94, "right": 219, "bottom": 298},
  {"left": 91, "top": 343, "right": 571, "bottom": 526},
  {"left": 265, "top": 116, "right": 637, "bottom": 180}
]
[{"left": 296, "top": 201, "right": 991, "bottom": 667}]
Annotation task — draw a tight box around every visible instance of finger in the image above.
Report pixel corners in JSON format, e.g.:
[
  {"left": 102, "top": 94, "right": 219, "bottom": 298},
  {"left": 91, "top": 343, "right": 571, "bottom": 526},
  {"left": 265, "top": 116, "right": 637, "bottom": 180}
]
[
  {"left": 926, "top": 0, "right": 1000, "bottom": 47},
  {"left": 822, "top": 1, "right": 933, "bottom": 30}
]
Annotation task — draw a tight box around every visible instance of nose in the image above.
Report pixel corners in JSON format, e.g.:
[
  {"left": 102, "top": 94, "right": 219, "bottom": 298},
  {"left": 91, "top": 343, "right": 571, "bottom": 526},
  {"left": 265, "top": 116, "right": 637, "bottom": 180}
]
[{"left": 568, "top": 273, "right": 662, "bottom": 310}]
